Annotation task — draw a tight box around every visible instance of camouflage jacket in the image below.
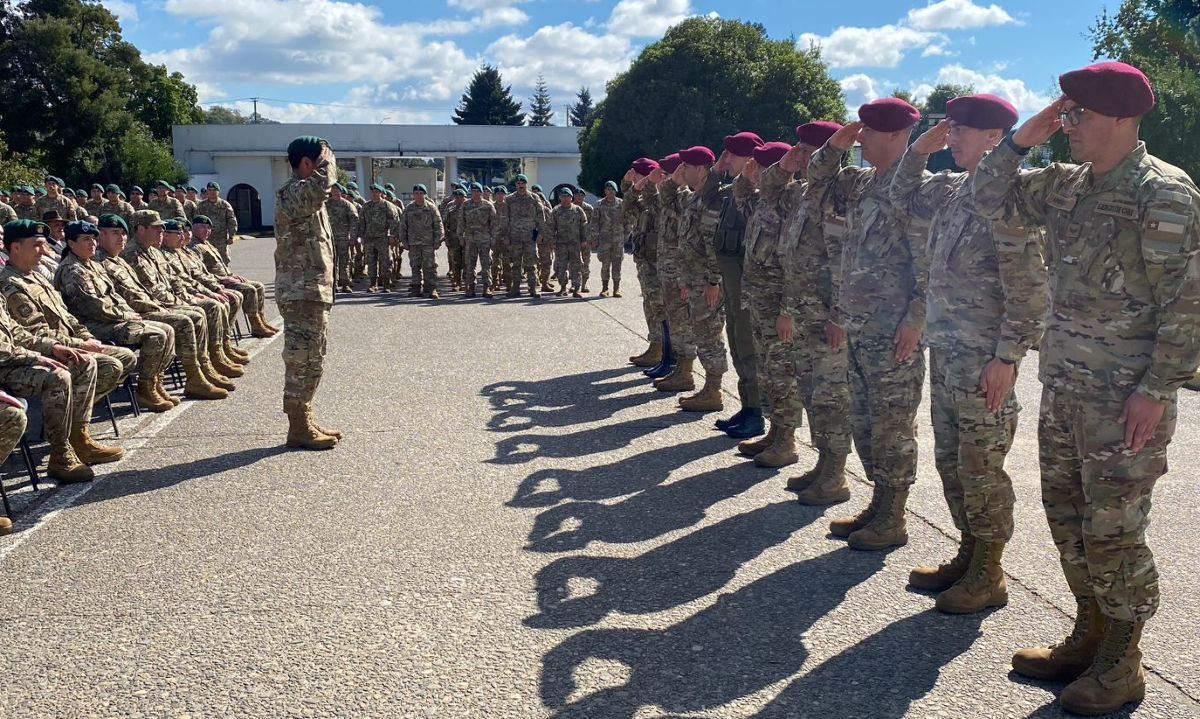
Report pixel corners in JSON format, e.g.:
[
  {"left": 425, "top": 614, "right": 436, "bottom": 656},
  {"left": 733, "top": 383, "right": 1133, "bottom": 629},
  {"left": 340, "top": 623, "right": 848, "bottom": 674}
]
[
  {"left": 891, "top": 146, "right": 1048, "bottom": 389},
  {"left": 0, "top": 202, "right": 15, "bottom": 225},
  {"left": 179, "top": 246, "right": 225, "bottom": 293},
  {"left": 34, "top": 194, "right": 83, "bottom": 221},
  {"left": 159, "top": 246, "right": 209, "bottom": 298},
  {"left": 677, "top": 171, "right": 724, "bottom": 288},
  {"left": 596, "top": 196, "right": 624, "bottom": 244},
  {"left": 192, "top": 241, "right": 233, "bottom": 278},
  {"left": 96, "top": 248, "right": 164, "bottom": 314},
  {"left": 0, "top": 265, "right": 95, "bottom": 348},
  {"left": 399, "top": 201, "right": 444, "bottom": 247},
  {"left": 974, "top": 140, "right": 1200, "bottom": 401},
  {"left": 99, "top": 199, "right": 135, "bottom": 228},
  {"left": 129, "top": 198, "right": 149, "bottom": 212},
  {"left": 578, "top": 201, "right": 597, "bottom": 244},
  {"left": 325, "top": 196, "right": 360, "bottom": 245},
  {"left": 54, "top": 253, "right": 139, "bottom": 325},
  {"left": 0, "top": 301, "right": 57, "bottom": 366},
  {"left": 443, "top": 202, "right": 466, "bottom": 245},
  {"left": 196, "top": 198, "right": 239, "bottom": 244},
  {"left": 655, "top": 180, "right": 692, "bottom": 285},
  {"left": 275, "top": 162, "right": 336, "bottom": 305},
  {"left": 182, "top": 199, "right": 198, "bottom": 220},
  {"left": 149, "top": 197, "right": 187, "bottom": 222},
  {"left": 357, "top": 199, "right": 401, "bottom": 241},
  {"left": 737, "top": 168, "right": 805, "bottom": 294},
  {"left": 502, "top": 190, "right": 546, "bottom": 244},
  {"left": 808, "top": 143, "right": 928, "bottom": 335},
  {"left": 778, "top": 172, "right": 843, "bottom": 324},
  {"left": 546, "top": 204, "right": 587, "bottom": 246},
  {"left": 633, "top": 183, "right": 661, "bottom": 263},
  {"left": 122, "top": 242, "right": 186, "bottom": 308},
  {"left": 13, "top": 203, "right": 38, "bottom": 221},
  {"left": 84, "top": 198, "right": 106, "bottom": 217},
  {"left": 461, "top": 200, "right": 497, "bottom": 245}
]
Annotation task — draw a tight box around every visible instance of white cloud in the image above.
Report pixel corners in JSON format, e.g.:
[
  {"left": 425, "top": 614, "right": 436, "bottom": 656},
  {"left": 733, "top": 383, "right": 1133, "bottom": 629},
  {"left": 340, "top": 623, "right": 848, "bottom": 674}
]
[
  {"left": 913, "top": 64, "right": 1052, "bottom": 112},
  {"left": 488, "top": 23, "right": 635, "bottom": 95},
  {"left": 800, "top": 25, "right": 946, "bottom": 69},
  {"left": 101, "top": 0, "right": 138, "bottom": 24},
  {"left": 608, "top": 0, "right": 692, "bottom": 38},
  {"left": 839, "top": 73, "right": 885, "bottom": 108},
  {"left": 223, "top": 97, "right": 435, "bottom": 125},
  {"left": 907, "top": 0, "right": 1017, "bottom": 31}
]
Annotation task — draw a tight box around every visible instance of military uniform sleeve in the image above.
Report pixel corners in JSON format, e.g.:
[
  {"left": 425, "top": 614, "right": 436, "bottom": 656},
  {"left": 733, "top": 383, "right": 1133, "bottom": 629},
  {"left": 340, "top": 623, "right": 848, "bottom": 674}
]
[
  {"left": 733, "top": 174, "right": 757, "bottom": 215},
  {"left": 60, "top": 267, "right": 129, "bottom": 324},
  {"left": 993, "top": 221, "right": 1049, "bottom": 362},
  {"left": 225, "top": 201, "right": 238, "bottom": 237},
  {"left": 889, "top": 148, "right": 951, "bottom": 223},
  {"left": 807, "top": 142, "right": 858, "bottom": 209},
  {"left": 432, "top": 206, "right": 444, "bottom": 247},
  {"left": 5, "top": 289, "right": 81, "bottom": 348},
  {"left": 1136, "top": 181, "right": 1200, "bottom": 400},
  {"left": 758, "top": 164, "right": 793, "bottom": 207},
  {"left": 278, "top": 163, "right": 335, "bottom": 222},
  {"left": 397, "top": 210, "right": 409, "bottom": 246},
  {"left": 973, "top": 140, "right": 1061, "bottom": 225}
]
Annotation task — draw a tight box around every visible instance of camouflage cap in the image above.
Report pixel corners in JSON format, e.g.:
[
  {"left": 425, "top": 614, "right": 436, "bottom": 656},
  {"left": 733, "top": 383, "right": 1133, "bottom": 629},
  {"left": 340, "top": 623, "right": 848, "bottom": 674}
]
[
  {"left": 3, "top": 219, "right": 50, "bottom": 240},
  {"left": 132, "top": 209, "right": 165, "bottom": 227},
  {"left": 191, "top": 215, "right": 213, "bottom": 226},
  {"left": 98, "top": 214, "right": 129, "bottom": 232}
]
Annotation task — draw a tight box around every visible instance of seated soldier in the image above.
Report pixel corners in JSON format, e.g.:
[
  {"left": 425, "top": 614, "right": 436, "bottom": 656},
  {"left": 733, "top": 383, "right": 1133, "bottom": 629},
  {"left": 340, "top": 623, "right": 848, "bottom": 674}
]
[
  {"left": 0, "top": 220, "right": 119, "bottom": 474},
  {"left": 190, "top": 215, "right": 278, "bottom": 337},
  {"left": 55, "top": 221, "right": 177, "bottom": 412},
  {"left": 0, "top": 393, "right": 27, "bottom": 534}
]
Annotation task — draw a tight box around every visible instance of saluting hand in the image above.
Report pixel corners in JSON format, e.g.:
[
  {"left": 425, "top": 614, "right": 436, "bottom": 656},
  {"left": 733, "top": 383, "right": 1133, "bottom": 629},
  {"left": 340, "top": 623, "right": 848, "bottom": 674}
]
[
  {"left": 1013, "top": 96, "right": 1068, "bottom": 149},
  {"left": 779, "top": 145, "right": 807, "bottom": 174},
  {"left": 829, "top": 122, "right": 864, "bottom": 151},
  {"left": 912, "top": 119, "right": 952, "bottom": 154},
  {"left": 1119, "top": 392, "right": 1167, "bottom": 454}
]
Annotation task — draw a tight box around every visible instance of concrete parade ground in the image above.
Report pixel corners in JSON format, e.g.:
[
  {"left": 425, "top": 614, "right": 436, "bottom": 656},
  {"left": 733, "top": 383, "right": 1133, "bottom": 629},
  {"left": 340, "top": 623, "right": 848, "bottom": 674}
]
[{"left": 0, "top": 237, "right": 1198, "bottom": 719}]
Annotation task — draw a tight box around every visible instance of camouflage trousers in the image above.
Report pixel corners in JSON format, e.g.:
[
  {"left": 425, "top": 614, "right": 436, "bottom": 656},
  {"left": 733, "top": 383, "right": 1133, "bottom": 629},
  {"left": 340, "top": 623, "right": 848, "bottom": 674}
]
[
  {"left": 222, "top": 278, "right": 266, "bottom": 320},
  {"left": 90, "top": 344, "right": 135, "bottom": 398},
  {"left": 506, "top": 241, "right": 538, "bottom": 292},
  {"left": 634, "top": 258, "right": 665, "bottom": 342},
  {"left": 464, "top": 241, "right": 493, "bottom": 291},
  {"left": 191, "top": 297, "right": 234, "bottom": 353},
  {"left": 795, "top": 324, "right": 852, "bottom": 455},
  {"left": 661, "top": 279, "right": 697, "bottom": 360},
  {"left": 0, "top": 405, "right": 27, "bottom": 475},
  {"left": 88, "top": 320, "right": 176, "bottom": 378},
  {"left": 580, "top": 243, "right": 591, "bottom": 285},
  {"left": 212, "top": 239, "right": 231, "bottom": 266},
  {"left": 553, "top": 241, "right": 582, "bottom": 291},
  {"left": 1040, "top": 386, "right": 1174, "bottom": 623},
  {"left": 392, "top": 245, "right": 404, "bottom": 283},
  {"left": 930, "top": 350, "right": 1018, "bottom": 543},
  {"left": 491, "top": 244, "right": 509, "bottom": 288},
  {"left": 351, "top": 242, "right": 365, "bottom": 279},
  {"left": 537, "top": 237, "right": 553, "bottom": 285},
  {"left": 446, "top": 242, "right": 464, "bottom": 287},
  {"left": 846, "top": 327, "right": 924, "bottom": 488},
  {"left": 279, "top": 300, "right": 330, "bottom": 407},
  {"left": 597, "top": 239, "right": 624, "bottom": 289},
  {"left": 746, "top": 281, "right": 800, "bottom": 426},
  {"left": 334, "top": 242, "right": 352, "bottom": 286},
  {"left": 146, "top": 308, "right": 206, "bottom": 363},
  {"left": 364, "top": 239, "right": 392, "bottom": 288},
  {"left": 407, "top": 243, "right": 438, "bottom": 294},
  {"left": 0, "top": 355, "right": 96, "bottom": 448},
  {"left": 685, "top": 286, "right": 728, "bottom": 375}
]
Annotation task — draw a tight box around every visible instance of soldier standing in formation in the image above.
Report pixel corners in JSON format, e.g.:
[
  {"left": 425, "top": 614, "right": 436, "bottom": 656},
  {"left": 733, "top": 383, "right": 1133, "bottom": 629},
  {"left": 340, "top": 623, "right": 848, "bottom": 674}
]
[
  {"left": 399, "top": 184, "right": 444, "bottom": 299},
  {"left": 460, "top": 183, "right": 498, "bottom": 298},
  {"left": 594, "top": 181, "right": 624, "bottom": 297},
  {"left": 490, "top": 186, "right": 509, "bottom": 292},
  {"left": 443, "top": 188, "right": 467, "bottom": 291},
  {"left": 501, "top": 175, "right": 545, "bottom": 298},
  {"left": 358, "top": 184, "right": 401, "bottom": 293},
  {"left": 546, "top": 187, "right": 588, "bottom": 297}
]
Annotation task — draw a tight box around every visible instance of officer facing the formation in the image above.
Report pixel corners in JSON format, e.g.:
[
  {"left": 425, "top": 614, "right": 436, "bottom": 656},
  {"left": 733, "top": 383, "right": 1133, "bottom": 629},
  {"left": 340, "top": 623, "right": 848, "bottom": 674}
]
[
  {"left": 808, "top": 97, "right": 928, "bottom": 551},
  {"left": 275, "top": 136, "right": 340, "bottom": 450},
  {"left": 399, "top": 184, "right": 445, "bottom": 299},
  {"left": 461, "top": 183, "right": 498, "bottom": 298},
  {"left": 546, "top": 187, "right": 588, "bottom": 297},
  {"left": 594, "top": 180, "right": 624, "bottom": 297},
  {"left": 974, "top": 62, "right": 1200, "bottom": 715},
  {"left": 890, "top": 94, "right": 1048, "bottom": 615},
  {"left": 195, "top": 182, "right": 239, "bottom": 266},
  {"left": 500, "top": 174, "right": 544, "bottom": 298}
]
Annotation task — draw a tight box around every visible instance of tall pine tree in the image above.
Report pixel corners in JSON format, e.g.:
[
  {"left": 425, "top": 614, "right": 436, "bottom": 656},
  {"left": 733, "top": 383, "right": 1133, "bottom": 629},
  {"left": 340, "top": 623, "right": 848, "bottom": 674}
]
[
  {"left": 452, "top": 65, "right": 525, "bottom": 126},
  {"left": 527, "top": 76, "right": 555, "bottom": 127},
  {"left": 569, "top": 87, "right": 595, "bottom": 127}
]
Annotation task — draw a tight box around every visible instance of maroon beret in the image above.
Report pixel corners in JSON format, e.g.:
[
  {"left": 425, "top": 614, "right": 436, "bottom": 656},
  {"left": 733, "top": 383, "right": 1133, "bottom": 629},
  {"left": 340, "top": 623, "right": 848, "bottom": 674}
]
[
  {"left": 679, "top": 145, "right": 716, "bottom": 166},
  {"left": 858, "top": 97, "right": 921, "bottom": 132},
  {"left": 659, "top": 153, "right": 683, "bottom": 174},
  {"left": 752, "top": 141, "right": 792, "bottom": 168},
  {"left": 631, "top": 157, "right": 660, "bottom": 176},
  {"left": 795, "top": 121, "right": 843, "bottom": 147},
  {"left": 1059, "top": 61, "right": 1155, "bottom": 118},
  {"left": 945, "top": 94, "right": 1019, "bottom": 130},
  {"left": 723, "top": 131, "right": 765, "bottom": 158}
]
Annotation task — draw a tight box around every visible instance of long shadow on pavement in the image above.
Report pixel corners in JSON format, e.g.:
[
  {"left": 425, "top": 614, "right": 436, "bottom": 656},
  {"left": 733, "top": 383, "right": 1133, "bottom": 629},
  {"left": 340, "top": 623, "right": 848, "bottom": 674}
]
[
  {"left": 483, "top": 367, "right": 654, "bottom": 433},
  {"left": 525, "top": 462, "right": 777, "bottom": 553},
  {"left": 526, "top": 501, "right": 820, "bottom": 629},
  {"left": 539, "top": 547, "right": 887, "bottom": 719},
  {"left": 490, "top": 411, "right": 702, "bottom": 465},
  {"left": 73, "top": 445, "right": 289, "bottom": 506}
]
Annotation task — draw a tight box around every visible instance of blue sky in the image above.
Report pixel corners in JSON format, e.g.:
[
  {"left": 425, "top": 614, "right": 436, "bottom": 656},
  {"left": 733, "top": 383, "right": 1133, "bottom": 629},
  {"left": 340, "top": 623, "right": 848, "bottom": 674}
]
[{"left": 105, "top": 0, "right": 1111, "bottom": 125}]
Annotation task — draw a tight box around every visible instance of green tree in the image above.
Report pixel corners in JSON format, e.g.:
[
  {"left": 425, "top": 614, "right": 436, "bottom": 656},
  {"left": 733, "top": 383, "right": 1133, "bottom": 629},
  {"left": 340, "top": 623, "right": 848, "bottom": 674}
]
[
  {"left": 204, "top": 106, "right": 249, "bottom": 124},
  {"left": 112, "top": 123, "right": 187, "bottom": 187},
  {"left": 1090, "top": 0, "right": 1200, "bottom": 179},
  {"left": 527, "top": 76, "right": 555, "bottom": 127},
  {"left": 569, "top": 87, "right": 595, "bottom": 128},
  {"left": 452, "top": 65, "right": 525, "bottom": 126},
  {"left": 892, "top": 89, "right": 915, "bottom": 104},
  {"left": 0, "top": 134, "right": 44, "bottom": 189},
  {"left": 578, "top": 18, "right": 845, "bottom": 194}
]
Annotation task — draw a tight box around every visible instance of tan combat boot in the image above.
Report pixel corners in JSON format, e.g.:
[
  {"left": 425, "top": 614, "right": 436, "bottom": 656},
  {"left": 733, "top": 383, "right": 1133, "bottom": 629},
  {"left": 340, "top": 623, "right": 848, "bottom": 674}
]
[
  {"left": 199, "top": 358, "right": 237, "bottom": 392},
  {"left": 909, "top": 533, "right": 976, "bottom": 591},
  {"left": 286, "top": 403, "right": 338, "bottom": 450},
  {"left": 136, "top": 375, "right": 174, "bottom": 413},
  {"left": 47, "top": 445, "right": 94, "bottom": 484},
  {"left": 795, "top": 452, "right": 851, "bottom": 506},
  {"left": 249, "top": 313, "right": 276, "bottom": 338},
  {"left": 612, "top": 280, "right": 622, "bottom": 298},
  {"left": 629, "top": 341, "right": 662, "bottom": 368},
  {"left": 935, "top": 540, "right": 1008, "bottom": 614},
  {"left": 847, "top": 487, "right": 909, "bottom": 550},
  {"left": 754, "top": 424, "right": 798, "bottom": 467},
  {"left": 70, "top": 425, "right": 124, "bottom": 465},
  {"left": 654, "top": 358, "right": 696, "bottom": 393},
  {"left": 184, "top": 359, "right": 229, "bottom": 400},
  {"left": 257, "top": 312, "right": 280, "bottom": 335},
  {"left": 786, "top": 450, "right": 826, "bottom": 492},
  {"left": 599, "top": 283, "right": 609, "bottom": 298},
  {"left": 1012, "top": 597, "right": 1106, "bottom": 681},
  {"left": 737, "top": 421, "right": 777, "bottom": 457},
  {"left": 0, "top": 516, "right": 11, "bottom": 535},
  {"left": 1059, "top": 619, "right": 1146, "bottom": 716},
  {"left": 211, "top": 349, "right": 245, "bottom": 379},
  {"left": 678, "top": 373, "right": 723, "bottom": 412},
  {"left": 830, "top": 483, "right": 883, "bottom": 537},
  {"left": 155, "top": 375, "right": 181, "bottom": 406},
  {"left": 225, "top": 340, "right": 251, "bottom": 364}
]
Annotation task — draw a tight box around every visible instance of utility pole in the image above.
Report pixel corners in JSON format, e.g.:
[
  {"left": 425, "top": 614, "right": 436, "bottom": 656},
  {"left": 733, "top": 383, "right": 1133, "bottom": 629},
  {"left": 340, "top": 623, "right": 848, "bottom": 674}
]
[{"left": 251, "top": 97, "right": 259, "bottom": 124}]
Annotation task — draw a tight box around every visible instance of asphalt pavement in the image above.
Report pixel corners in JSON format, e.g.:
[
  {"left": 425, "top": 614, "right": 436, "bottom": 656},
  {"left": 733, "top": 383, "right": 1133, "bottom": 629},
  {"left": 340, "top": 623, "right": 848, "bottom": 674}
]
[{"left": 0, "top": 238, "right": 1196, "bottom": 719}]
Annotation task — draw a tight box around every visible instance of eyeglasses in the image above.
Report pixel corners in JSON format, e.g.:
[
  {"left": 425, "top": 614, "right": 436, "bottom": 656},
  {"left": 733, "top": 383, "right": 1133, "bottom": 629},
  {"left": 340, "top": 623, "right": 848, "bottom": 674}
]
[{"left": 1059, "top": 107, "right": 1088, "bottom": 128}]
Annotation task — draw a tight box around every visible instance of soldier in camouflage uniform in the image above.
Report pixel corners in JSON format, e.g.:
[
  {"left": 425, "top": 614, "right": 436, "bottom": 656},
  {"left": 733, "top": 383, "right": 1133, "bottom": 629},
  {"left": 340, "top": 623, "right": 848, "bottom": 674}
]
[
  {"left": 173, "top": 186, "right": 197, "bottom": 221},
  {"left": 55, "top": 221, "right": 177, "bottom": 413},
  {"left": 443, "top": 189, "right": 467, "bottom": 291},
  {"left": 128, "top": 187, "right": 149, "bottom": 212},
  {"left": 501, "top": 175, "right": 545, "bottom": 298},
  {"left": 95, "top": 214, "right": 228, "bottom": 400},
  {"left": 275, "top": 136, "right": 340, "bottom": 450},
  {"left": 84, "top": 185, "right": 106, "bottom": 217},
  {"left": 190, "top": 215, "right": 279, "bottom": 337},
  {"left": 807, "top": 99, "right": 929, "bottom": 552},
  {"left": 892, "top": 96, "right": 1048, "bottom": 615},
  {"left": 99, "top": 185, "right": 135, "bottom": 230},
  {"left": 35, "top": 177, "right": 83, "bottom": 221},
  {"left": 490, "top": 187, "right": 509, "bottom": 292},
  {"left": 652, "top": 156, "right": 698, "bottom": 393},
  {"left": 595, "top": 181, "right": 625, "bottom": 297},
  {"left": 625, "top": 162, "right": 667, "bottom": 367},
  {"left": 399, "top": 184, "right": 444, "bottom": 299},
  {"left": 975, "top": 63, "right": 1200, "bottom": 715},
  {"left": 326, "top": 184, "right": 360, "bottom": 293},
  {"left": 533, "top": 184, "right": 556, "bottom": 291},
  {"left": 547, "top": 188, "right": 588, "bottom": 297},
  {"left": 148, "top": 182, "right": 187, "bottom": 223},
  {"left": 670, "top": 146, "right": 729, "bottom": 412},
  {"left": 461, "top": 183, "right": 498, "bottom": 298},
  {"left": 357, "top": 184, "right": 401, "bottom": 292},
  {"left": 572, "top": 187, "right": 596, "bottom": 293},
  {"left": 0, "top": 197, "right": 15, "bottom": 226},
  {"left": 195, "top": 182, "right": 239, "bottom": 266},
  {"left": 0, "top": 401, "right": 27, "bottom": 532},
  {"left": 11, "top": 187, "right": 38, "bottom": 221}
]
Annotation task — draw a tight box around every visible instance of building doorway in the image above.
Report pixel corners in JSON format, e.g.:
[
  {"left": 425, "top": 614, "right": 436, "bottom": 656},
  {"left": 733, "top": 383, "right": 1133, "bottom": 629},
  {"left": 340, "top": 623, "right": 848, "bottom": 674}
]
[{"left": 227, "top": 183, "right": 263, "bottom": 231}]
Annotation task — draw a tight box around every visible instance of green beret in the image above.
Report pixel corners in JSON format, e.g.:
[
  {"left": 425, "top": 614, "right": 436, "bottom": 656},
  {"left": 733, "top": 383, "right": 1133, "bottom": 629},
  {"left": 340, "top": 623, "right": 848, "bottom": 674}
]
[
  {"left": 531, "top": 184, "right": 543, "bottom": 192},
  {"left": 75, "top": 189, "right": 88, "bottom": 198},
  {"left": 106, "top": 184, "right": 121, "bottom": 194},
  {"left": 515, "top": 174, "right": 529, "bottom": 183},
  {"left": 3, "top": 219, "right": 50, "bottom": 240},
  {"left": 493, "top": 186, "right": 507, "bottom": 194},
  {"left": 91, "top": 183, "right": 104, "bottom": 191},
  {"left": 385, "top": 190, "right": 396, "bottom": 200},
  {"left": 371, "top": 183, "right": 385, "bottom": 193},
  {"left": 155, "top": 180, "right": 173, "bottom": 189},
  {"left": 98, "top": 214, "right": 129, "bottom": 232},
  {"left": 605, "top": 181, "right": 618, "bottom": 191},
  {"left": 384, "top": 183, "right": 396, "bottom": 191},
  {"left": 453, "top": 188, "right": 466, "bottom": 197},
  {"left": 413, "top": 184, "right": 427, "bottom": 194},
  {"left": 192, "top": 215, "right": 213, "bottom": 226},
  {"left": 347, "top": 181, "right": 359, "bottom": 189},
  {"left": 130, "top": 186, "right": 144, "bottom": 194},
  {"left": 470, "top": 182, "right": 483, "bottom": 192},
  {"left": 333, "top": 183, "right": 346, "bottom": 193},
  {"left": 206, "top": 181, "right": 220, "bottom": 191},
  {"left": 11, "top": 186, "right": 29, "bottom": 195},
  {"left": 186, "top": 186, "right": 197, "bottom": 193},
  {"left": 44, "top": 176, "right": 63, "bottom": 186},
  {"left": 558, "top": 188, "right": 574, "bottom": 197},
  {"left": 34, "top": 188, "right": 46, "bottom": 196},
  {"left": 286, "top": 135, "right": 327, "bottom": 157},
  {"left": 162, "top": 219, "right": 183, "bottom": 232},
  {"left": 65, "top": 221, "right": 99, "bottom": 240},
  {"left": 572, "top": 187, "right": 585, "bottom": 195}
]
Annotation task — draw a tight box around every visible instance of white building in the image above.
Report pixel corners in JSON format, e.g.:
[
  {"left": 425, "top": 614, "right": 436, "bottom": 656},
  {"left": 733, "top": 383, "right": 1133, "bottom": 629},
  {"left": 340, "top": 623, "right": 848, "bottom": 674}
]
[{"left": 171, "top": 124, "right": 583, "bottom": 230}]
